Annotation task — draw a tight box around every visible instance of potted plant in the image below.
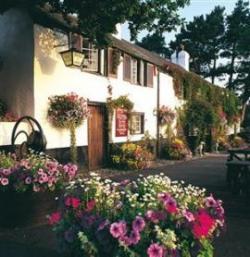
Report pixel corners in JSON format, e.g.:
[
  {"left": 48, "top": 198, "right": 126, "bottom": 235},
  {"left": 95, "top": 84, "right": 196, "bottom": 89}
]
[
  {"left": 49, "top": 173, "right": 225, "bottom": 257},
  {"left": 0, "top": 151, "right": 77, "bottom": 228}
]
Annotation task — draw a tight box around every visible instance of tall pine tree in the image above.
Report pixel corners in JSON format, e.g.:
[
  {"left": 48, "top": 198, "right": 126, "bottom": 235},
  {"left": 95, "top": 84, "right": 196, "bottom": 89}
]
[
  {"left": 169, "top": 6, "right": 225, "bottom": 84},
  {"left": 221, "top": 0, "right": 250, "bottom": 91}
]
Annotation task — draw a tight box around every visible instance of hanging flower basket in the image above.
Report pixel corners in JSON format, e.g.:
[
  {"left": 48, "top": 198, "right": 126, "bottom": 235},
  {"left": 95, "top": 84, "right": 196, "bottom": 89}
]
[{"left": 155, "top": 106, "right": 176, "bottom": 125}]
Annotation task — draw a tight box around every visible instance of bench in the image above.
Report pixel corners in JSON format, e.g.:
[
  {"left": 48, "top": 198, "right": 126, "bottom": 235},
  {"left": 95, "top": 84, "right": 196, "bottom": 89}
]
[{"left": 226, "top": 160, "right": 250, "bottom": 195}]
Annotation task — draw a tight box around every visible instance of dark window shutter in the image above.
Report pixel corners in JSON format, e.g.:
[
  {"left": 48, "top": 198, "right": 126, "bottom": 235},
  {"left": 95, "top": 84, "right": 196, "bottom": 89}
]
[
  {"left": 141, "top": 114, "right": 145, "bottom": 133},
  {"left": 72, "top": 34, "right": 83, "bottom": 51},
  {"left": 123, "top": 54, "right": 131, "bottom": 81},
  {"left": 146, "top": 64, "right": 154, "bottom": 87},
  {"left": 108, "top": 48, "right": 113, "bottom": 75}
]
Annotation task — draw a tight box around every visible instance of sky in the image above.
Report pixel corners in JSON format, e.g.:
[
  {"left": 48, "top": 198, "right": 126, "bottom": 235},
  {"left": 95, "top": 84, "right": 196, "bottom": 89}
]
[{"left": 122, "top": 0, "right": 241, "bottom": 44}]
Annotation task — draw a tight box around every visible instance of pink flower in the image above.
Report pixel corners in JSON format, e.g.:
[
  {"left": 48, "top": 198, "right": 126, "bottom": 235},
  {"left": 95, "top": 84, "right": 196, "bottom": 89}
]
[
  {"left": 164, "top": 197, "right": 178, "bottom": 214},
  {"left": 2, "top": 169, "right": 11, "bottom": 176},
  {"left": 48, "top": 212, "right": 61, "bottom": 225},
  {"left": 132, "top": 216, "right": 146, "bottom": 232},
  {"left": 86, "top": 199, "right": 96, "bottom": 212},
  {"left": 25, "top": 177, "right": 32, "bottom": 185},
  {"left": 205, "top": 195, "right": 217, "bottom": 208},
  {"left": 64, "top": 196, "right": 81, "bottom": 209},
  {"left": 146, "top": 210, "right": 166, "bottom": 223},
  {"left": 110, "top": 221, "right": 127, "bottom": 238},
  {"left": 192, "top": 209, "right": 215, "bottom": 239},
  {"left": 182, "top": 210, "right": 195, "bottom": 222},
  {"left": 1, "top": 177, "right": 9, "bottom": 186},
  {"left": 71, "top": 197, "right": 81, "bottom": 208},
  {"left": 128, "top": 230, "right": 140, "bottom": 245},
  {"left": 147, "top": 243, "right": 164, "bottom": 257}
]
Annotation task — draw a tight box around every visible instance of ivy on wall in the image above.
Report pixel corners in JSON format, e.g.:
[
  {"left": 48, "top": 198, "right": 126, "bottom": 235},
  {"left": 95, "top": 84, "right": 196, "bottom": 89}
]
[{"left": 165, "top": 65, "right": 240, "bottom": 126}]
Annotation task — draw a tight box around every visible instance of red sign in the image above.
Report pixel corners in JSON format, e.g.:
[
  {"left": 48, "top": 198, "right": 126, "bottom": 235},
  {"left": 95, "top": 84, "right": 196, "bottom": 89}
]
[{"left": 115, "top": 108, "right": 128, "bottom": 137}]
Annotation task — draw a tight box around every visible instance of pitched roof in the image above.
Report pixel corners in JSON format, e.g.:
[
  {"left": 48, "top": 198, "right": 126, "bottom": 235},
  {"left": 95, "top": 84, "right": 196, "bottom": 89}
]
[{"left": 31, "top": 6, "right": 183, "bottom": 71}]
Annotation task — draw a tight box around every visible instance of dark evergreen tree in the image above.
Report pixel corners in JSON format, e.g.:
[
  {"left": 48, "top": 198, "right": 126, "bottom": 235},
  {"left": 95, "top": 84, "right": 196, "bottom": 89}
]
[
  {"left": 169, "top": 6, "right": 225, "bottom": 84},
  {"left": 0, "top": 0, "right": 190, "bottom": 46},
  {"left": 221, "top": 0, "right": 250, "bottom": 90},
  {"left": 136, "top": 33, "right": 171, "bottom": 58}
]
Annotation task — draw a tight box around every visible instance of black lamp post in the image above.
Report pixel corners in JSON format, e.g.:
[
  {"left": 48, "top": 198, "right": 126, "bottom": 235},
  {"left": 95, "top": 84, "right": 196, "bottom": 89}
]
[{"left": 60, "top": 48, "right": 85, "bottom": 68}]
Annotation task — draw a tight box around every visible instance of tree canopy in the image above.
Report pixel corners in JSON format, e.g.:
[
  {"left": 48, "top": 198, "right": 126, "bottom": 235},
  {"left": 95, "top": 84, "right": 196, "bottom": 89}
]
[
  {"left": 169, "top": 0, "right": 250, "bottom": 103},
  {"left": 0, "top": 0, "right": 190, "bottom": 46}
]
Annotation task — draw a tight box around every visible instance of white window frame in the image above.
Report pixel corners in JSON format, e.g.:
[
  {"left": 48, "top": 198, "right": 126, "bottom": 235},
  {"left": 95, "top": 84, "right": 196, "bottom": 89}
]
[{"left": 130, "top": 113, "right": 144, "bottom": 135}]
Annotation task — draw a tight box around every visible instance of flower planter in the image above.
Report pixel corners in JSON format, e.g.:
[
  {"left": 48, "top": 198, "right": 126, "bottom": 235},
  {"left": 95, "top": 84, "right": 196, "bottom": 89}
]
[{"left": 0, "top": 190, "right": 60, "bottom": 228}]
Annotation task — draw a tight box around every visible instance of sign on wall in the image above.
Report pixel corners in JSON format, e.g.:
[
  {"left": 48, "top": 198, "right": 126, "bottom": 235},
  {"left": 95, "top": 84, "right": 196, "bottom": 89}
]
[{"left": 115, "top": 108, "right": 128, "bottom": 137}]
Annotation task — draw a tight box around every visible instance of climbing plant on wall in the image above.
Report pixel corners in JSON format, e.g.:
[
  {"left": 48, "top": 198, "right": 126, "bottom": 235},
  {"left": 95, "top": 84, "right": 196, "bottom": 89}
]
[{"left": 165, "top": 64, "right": 240, "bottom": 133}]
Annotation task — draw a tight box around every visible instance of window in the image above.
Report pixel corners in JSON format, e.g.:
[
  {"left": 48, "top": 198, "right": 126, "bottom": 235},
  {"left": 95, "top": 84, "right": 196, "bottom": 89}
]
[
  {"left": 145, "top": 63, "right": 154, "bottom": 87},
  {"left": 81, "top": 38, "right": 99, "bottom": 72},
  {"left": 108, "top": 48, "right": 120, "bottom": 77},
  {"left": 130, "top": 113, "right": 144, "bottom": 134},
  {"left": 123, "top": 54, "right": 154, "bottom": 87},
  {"left": 131, "top": 58, "right": 138, "bottom": 84},
  {"left": 123, "top": 54, "right": 131, "bottom": 81}
]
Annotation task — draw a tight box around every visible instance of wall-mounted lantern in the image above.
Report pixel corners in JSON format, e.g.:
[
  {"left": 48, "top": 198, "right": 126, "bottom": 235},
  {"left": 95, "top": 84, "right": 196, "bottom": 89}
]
[
  {"left": 60, "top": 48, "right": 84, "bottom": 68},
  {"left": 59, "top": 32, "right": 84, "bottom": 68}
]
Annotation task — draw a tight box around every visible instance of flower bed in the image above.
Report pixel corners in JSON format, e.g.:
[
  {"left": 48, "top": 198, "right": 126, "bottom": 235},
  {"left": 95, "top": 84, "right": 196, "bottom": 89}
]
[
  {"left": 111, "top": 142, "right": 154, "bottom": 170},
  {"left": 0, "top": 152, "right": 77, "bottom": 227},
  {"left": 49, "top": 173, "right": 225, "bottom": 257},
  {"left": 161, "top": 138, "right": 191, "bottom": 160}
]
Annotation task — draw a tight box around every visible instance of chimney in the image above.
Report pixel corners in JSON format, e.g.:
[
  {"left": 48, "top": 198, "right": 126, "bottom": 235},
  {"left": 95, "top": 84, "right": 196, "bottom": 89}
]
[
  {"left": 113, "top": 23, "right": 122, "bottom": 40},
  {"left": 171, "top": 45, "right": 190, "bottom": 71}
]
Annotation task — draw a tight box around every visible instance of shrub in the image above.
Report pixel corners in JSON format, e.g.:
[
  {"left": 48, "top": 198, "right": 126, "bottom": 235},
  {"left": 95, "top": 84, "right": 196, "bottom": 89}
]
[
  {"left": 49, "top": 173, "right": 225, "bottom": 257},
  {"left": 0, "top": 152, "right": 77, "bottom": 192},
  {"left": 161, "top": 138, "right": 191, "bottom": 160},
  {"left": 111, "top": 142, "right": 153, "bottom": 170},
  {"left": 229, "top": 136, "right": 246, "bottom": 148},
  {"left": 217, "top": 136, "right": 230, "bottom": 151}
]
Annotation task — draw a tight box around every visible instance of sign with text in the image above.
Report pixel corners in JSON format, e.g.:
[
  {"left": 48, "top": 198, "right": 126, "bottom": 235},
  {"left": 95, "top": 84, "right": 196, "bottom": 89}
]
[{"left": 115, "top": 108, "right": 128, "bottom": 137}]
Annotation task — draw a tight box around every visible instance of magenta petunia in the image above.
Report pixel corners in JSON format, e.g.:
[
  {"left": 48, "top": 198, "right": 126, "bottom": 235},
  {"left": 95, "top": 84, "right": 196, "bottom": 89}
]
[
  {"left": 1, "top": 177, "right": 9, "bottom": 186},
  {"left": 147, "top": 243, "right": 164, "bottom": 257},
  {"left": 146, "top": 210, "right": 166, "bottom": 223},
  {"left": 132, "top": 216, "right": 146, "bottom": 232},
  {"left": 48, "top": 212, "right": 61, "bottom": 225},
  {"left": 110, "top": 221, "right": 127, "bottom": 239}
]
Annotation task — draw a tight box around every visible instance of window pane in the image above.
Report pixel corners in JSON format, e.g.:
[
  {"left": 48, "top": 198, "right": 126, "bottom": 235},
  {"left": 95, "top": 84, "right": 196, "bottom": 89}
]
[
  {"left": 81, "top": 39, "right": 99, "bottom": 72},
  {"left": 131, "top": 113, "right": 144, "bottom": 134},
  {"left": 123, "top": 54, "right": 131, "bottom": 81},
  {"left": 131, "top": 58, "right": 137, "bottom": 84},
  {"left": 146, "top": 63, "right": 154, "bottom": 87}
]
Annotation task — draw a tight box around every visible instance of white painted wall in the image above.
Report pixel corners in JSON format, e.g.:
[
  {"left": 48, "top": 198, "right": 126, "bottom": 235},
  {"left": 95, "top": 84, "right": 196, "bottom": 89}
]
[
  {"left": 158, "top": 72, "right": 184, "bottom": 137},
  {"left": 33, "top": 25, "right": 169, "bottom": 149},
  {"left": 0, "top": 122, "right": 29, "bottom": 146}
]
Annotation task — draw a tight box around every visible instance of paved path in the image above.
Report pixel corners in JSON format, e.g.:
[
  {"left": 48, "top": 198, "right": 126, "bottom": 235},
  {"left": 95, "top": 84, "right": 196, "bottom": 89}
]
[{"left": 0, "top": 154, "right": 249, "bottom": 257}]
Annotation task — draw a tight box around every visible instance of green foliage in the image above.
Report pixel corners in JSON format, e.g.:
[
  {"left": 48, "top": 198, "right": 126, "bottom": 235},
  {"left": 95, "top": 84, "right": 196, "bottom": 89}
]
[
  {"left": 166, "top": 65, "right": 240, "bottom": 128},
  {"left": 111, "top": 142, "right": 153, "bottom": 170},
  {"left": 161, "top": 138, "right": 190, "bottom": 160},
  {"left": 197, "top": 239, "right": 214, "bottom": 257},
  {"left": 184, "top": 99, "right": 217, "bottom": 138},
  {"left": 137, "top": 33, "right": 171, "bottom": 58},
  {"left": 107, "top": 95, "right": 134, "bottom": 114},
  {"left": 170, "top": 0, "right": 250, "bottom": 102},
  {"left": 0, "top": 0, "right": 190, "bottom": 46},
  {"left": 170, "top": 6, "right": 225, "bottom": 83}
]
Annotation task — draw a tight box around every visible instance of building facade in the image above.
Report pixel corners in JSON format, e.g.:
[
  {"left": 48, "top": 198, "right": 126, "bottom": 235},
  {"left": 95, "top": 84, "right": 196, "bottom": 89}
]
[{"left": 0, "top": 8, "right": 185, "bottom": 170}]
